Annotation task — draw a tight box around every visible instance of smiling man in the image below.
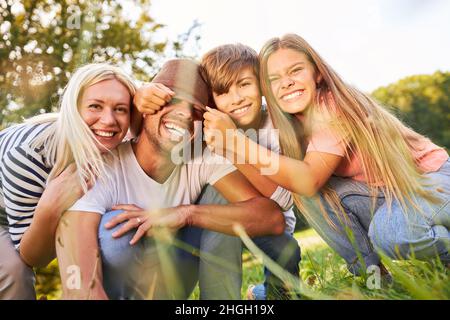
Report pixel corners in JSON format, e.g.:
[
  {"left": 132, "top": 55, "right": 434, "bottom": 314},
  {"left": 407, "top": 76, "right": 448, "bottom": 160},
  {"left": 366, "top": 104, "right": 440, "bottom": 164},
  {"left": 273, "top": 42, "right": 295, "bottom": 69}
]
[{"left": 55, "top": 59, "right": 285, "bottom": 300}]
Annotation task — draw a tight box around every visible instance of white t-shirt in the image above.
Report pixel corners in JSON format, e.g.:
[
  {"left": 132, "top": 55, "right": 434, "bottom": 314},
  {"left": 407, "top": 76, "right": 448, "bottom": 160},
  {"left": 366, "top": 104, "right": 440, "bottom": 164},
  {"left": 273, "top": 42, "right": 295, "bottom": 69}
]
[
  {"left": 196, "top": 111, "right": 297, "bottom": 234},
  {"left": 70, "top": 141, "right": 237, "bottom": 214}
]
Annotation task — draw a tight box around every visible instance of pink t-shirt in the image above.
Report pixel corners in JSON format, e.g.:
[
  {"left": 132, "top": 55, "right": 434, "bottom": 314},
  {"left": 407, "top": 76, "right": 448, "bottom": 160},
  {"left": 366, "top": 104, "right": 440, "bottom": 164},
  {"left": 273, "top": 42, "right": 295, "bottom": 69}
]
[{"left": 306, "top": 128, "right": 449, "bottom": 182}]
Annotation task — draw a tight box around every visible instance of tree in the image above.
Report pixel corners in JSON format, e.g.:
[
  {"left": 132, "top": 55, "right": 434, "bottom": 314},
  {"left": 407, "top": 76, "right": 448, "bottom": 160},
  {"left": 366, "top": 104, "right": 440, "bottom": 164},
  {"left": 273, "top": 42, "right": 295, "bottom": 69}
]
[
  {"left": 0, "top": 0, "right": 200, "bottom": 129},
  {"left": 371, "top": 71, "right": 450, "bottom": 150}
]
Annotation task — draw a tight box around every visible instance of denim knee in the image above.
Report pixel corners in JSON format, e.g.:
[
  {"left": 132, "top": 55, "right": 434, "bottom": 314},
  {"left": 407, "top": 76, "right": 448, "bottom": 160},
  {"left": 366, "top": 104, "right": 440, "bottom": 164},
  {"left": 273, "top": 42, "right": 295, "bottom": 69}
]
[
  {"left": 253, "top": 233, "right": 301, "bottom": 275},
  {"left": 368, "top": 211, "right": 396, "bottom": 258},
  {"left": 368, "top": 206, "right": 416, "bottom": 259},
  {"left": 369, "top": 201, "right": 450, "bottom": 261},
  {"left": 98, "top": 210, "right": 142, "bottom": 271}
]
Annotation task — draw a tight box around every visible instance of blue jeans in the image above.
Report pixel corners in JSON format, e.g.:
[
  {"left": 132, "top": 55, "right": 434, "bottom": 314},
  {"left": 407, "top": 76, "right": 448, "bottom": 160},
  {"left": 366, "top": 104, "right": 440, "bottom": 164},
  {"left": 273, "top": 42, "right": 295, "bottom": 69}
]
[
  {"left": 306, "top": 159, "right": 450, "bottom": 275},
  {"left": 195, "top": 185, "right": 301, "bottom": 299},
  {"left": 369, "top": 159, "right": 450, "bottom": 263},
  {"left": 98, "top": 210, "right": 202, "bottom": 299},
  {"left": 252, "top": 232, "right": 301, "bottom": 299},
  {"left": 198, "top": 230, "right": 301, "bottom": 300},
  {"left": 198, "top": 231, "right": 242, "bottom": 300}
]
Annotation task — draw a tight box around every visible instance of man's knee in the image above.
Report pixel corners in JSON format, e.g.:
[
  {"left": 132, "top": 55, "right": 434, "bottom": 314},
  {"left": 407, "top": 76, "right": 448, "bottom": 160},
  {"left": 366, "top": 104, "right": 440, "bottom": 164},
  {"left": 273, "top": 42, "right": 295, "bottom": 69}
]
[{"left": 98, "top": 210, "right": 140, "bottom": 271}]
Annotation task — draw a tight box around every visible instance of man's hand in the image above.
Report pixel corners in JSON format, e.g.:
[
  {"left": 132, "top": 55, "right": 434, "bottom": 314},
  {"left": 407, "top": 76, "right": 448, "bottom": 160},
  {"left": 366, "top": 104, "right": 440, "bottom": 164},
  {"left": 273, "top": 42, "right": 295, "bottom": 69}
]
[
  {"left": 105, "top": 204, "right": 191, "bottom": 245},
  {"left": 134, "top": 83, "right": 175, "bottom": 115}
]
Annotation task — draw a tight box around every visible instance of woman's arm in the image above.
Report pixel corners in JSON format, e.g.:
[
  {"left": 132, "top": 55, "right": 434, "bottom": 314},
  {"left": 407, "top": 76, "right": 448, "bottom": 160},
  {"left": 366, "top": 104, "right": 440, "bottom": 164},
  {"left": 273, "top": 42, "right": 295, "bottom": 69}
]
[
  {"left": 19, "top": 164, "right": 87, "bottom": 267},
  {"left": 56, "top": 210, "right": 108, "bottom": 300}
]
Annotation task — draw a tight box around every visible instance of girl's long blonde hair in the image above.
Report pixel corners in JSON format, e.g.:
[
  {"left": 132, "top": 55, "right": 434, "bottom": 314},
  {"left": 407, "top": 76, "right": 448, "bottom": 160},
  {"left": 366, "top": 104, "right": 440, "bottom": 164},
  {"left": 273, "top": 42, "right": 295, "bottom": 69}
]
[
  {"left": 259, "top": 34, "right": 435, "bottom": 228},
  {"left": 26, "top": 63, "right": 139, "bottom": 192}
]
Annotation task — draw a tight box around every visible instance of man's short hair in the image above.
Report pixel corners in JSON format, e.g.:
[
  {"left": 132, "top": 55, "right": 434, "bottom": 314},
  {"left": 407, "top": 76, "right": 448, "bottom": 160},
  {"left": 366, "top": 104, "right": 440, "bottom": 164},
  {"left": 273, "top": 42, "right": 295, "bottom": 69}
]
[{"left": 201, "top": 43, "right": 260, "bottom": 96}]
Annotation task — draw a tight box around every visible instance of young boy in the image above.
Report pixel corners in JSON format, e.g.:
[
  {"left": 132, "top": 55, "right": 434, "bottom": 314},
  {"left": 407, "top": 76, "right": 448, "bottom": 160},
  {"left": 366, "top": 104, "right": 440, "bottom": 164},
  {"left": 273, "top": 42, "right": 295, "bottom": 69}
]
[{"left": 135, "top": 44, "right": 301, "bottom": 299}]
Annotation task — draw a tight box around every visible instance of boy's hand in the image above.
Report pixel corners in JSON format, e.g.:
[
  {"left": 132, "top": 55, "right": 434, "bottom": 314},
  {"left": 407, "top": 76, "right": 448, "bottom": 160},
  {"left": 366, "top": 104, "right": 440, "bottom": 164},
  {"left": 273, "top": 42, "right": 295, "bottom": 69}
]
[
  {"left": 203, "top": 106, "right": 238, "bottom": 154},
  {"left": 134, "top": 83, "right": 174, "bottom": 115}
]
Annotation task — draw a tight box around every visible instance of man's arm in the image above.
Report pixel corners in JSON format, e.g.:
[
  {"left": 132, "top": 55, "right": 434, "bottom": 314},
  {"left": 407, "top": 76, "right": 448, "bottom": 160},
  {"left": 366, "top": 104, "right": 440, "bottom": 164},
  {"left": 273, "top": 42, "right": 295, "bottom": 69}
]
[
  {"left": 55, "top": 211, "right": 108, "bottom": 300},
  {"left": 107, "top": 170, "right": 285, "bottom": 244},
  {"left": 188, "top": 170, "right": 285, "bottom": 237}
]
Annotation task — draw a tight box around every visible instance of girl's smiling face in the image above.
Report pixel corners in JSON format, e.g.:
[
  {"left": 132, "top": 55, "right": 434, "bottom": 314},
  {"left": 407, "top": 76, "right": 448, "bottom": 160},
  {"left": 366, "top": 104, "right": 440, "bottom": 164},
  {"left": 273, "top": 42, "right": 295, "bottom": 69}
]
[{"left": 267, "top": 48, "right": 321, "bottom": 115}]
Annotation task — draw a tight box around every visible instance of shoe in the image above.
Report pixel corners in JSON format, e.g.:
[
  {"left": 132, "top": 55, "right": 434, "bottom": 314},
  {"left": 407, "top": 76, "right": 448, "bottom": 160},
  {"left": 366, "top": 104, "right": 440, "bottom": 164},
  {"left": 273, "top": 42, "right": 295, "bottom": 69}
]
[{"left": 246, "top": 284, "right": 266, "bottom": 300}]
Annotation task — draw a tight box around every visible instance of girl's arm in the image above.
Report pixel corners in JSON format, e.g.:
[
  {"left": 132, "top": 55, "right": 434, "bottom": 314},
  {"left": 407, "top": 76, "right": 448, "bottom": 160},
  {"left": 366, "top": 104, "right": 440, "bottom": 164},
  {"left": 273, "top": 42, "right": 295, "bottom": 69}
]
[
  {"left": 234, "top": 164, "right": 278, "bottom": 197},
  {"left": 203, "top": 108, "right": 343, "bottom": 197},
  {"left": 237, "top": 132, "right": 342, "bottom": 196}
]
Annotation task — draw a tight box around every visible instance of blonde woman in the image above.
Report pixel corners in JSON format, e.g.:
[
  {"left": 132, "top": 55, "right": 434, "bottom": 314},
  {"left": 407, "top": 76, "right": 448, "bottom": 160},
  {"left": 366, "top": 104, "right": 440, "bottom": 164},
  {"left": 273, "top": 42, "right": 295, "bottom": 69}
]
[
  {"left": 0, "top": 63, "right": 140, "bottom": 299},
  {"left": 204, "top": 34, "right": 449, "bottom": 277}
]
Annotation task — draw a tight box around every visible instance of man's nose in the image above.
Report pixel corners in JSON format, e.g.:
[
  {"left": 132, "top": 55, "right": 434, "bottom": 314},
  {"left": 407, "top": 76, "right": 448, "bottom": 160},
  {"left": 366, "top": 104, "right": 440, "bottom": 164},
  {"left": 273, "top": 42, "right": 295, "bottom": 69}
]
[{"left": 175, "top": 102, "right": 194, "bottom": 120}]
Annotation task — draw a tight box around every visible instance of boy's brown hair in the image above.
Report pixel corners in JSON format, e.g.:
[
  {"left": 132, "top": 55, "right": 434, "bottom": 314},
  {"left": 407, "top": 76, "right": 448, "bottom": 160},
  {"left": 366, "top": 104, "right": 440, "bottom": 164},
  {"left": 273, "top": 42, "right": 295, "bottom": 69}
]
[{"left": 200, "top": 43, "right": 260, "bottom": 96}]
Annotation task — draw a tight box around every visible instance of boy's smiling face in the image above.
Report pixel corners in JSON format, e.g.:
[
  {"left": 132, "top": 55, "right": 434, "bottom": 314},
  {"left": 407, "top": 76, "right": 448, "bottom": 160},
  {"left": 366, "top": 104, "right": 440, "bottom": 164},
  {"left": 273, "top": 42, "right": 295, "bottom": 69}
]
[{"left": 212, "top": 67, "right": 262, "bottom": 130}]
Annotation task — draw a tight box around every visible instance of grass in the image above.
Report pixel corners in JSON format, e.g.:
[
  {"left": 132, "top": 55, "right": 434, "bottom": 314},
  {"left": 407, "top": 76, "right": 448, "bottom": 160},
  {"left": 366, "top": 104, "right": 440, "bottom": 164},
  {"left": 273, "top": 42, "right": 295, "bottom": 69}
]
[{"left": 35, "top": 228, "right": 449, "bottom": 300}]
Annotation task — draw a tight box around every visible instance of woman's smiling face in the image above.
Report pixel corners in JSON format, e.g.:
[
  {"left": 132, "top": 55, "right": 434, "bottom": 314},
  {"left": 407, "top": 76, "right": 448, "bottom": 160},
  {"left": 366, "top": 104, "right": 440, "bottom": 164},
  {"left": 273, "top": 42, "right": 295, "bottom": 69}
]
[{"left": 79, "top": 78, "right": 131, "bottom": 153}]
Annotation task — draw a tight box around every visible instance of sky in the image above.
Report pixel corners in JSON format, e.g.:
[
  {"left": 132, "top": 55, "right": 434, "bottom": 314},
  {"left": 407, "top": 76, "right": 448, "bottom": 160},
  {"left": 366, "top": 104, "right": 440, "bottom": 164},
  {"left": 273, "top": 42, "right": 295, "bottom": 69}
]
[{"left": 149, "top": 0, "right": 450, "bottom": 92}]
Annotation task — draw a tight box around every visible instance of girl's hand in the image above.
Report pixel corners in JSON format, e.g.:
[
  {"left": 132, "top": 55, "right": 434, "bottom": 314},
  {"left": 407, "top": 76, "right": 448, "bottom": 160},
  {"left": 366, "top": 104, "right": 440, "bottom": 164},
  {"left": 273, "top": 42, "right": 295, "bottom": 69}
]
[
  {"left": 105, "top": 204, "right": 191, "bottom": 245},
  {"left": 134, "top": 83, "right": 175, "bottom": 115},
  {"left": 203, "top": 106, "right": 238, "bottom": 154}
]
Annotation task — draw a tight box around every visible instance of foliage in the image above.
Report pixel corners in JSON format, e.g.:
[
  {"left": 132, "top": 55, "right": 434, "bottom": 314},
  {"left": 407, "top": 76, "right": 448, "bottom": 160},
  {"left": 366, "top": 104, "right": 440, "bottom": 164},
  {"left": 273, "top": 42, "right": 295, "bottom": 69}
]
[
  {"left": 0, "top": 0, "right": 200, "bottom": 129},
  {"left": 371, "top": 71, "right": 450, "bottom": 150}
]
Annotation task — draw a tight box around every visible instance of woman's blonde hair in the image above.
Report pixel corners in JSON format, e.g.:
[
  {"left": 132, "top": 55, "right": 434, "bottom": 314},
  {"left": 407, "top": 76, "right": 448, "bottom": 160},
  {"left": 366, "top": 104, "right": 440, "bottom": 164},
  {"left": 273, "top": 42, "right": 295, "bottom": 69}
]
[
  {"left": 26, "top": 63, "right": 139, "bottom": 192},
  {"left": 259, "top": 34, "right": 435, "bottom": 228}
]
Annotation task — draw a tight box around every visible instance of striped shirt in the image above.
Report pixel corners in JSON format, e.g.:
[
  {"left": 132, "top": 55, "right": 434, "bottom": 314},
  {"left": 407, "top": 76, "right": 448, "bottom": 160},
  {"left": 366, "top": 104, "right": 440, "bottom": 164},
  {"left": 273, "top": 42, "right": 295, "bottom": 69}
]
[{"left": 0, "top": 122, "right": 53, "bottom": 249}]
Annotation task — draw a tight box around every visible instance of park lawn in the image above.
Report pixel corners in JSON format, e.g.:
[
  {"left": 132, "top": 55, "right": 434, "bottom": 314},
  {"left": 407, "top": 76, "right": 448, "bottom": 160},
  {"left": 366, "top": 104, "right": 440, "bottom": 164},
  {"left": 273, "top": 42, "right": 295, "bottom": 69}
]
[{"left": 35, "top": 228, "right": 449, "bottom": 300}]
